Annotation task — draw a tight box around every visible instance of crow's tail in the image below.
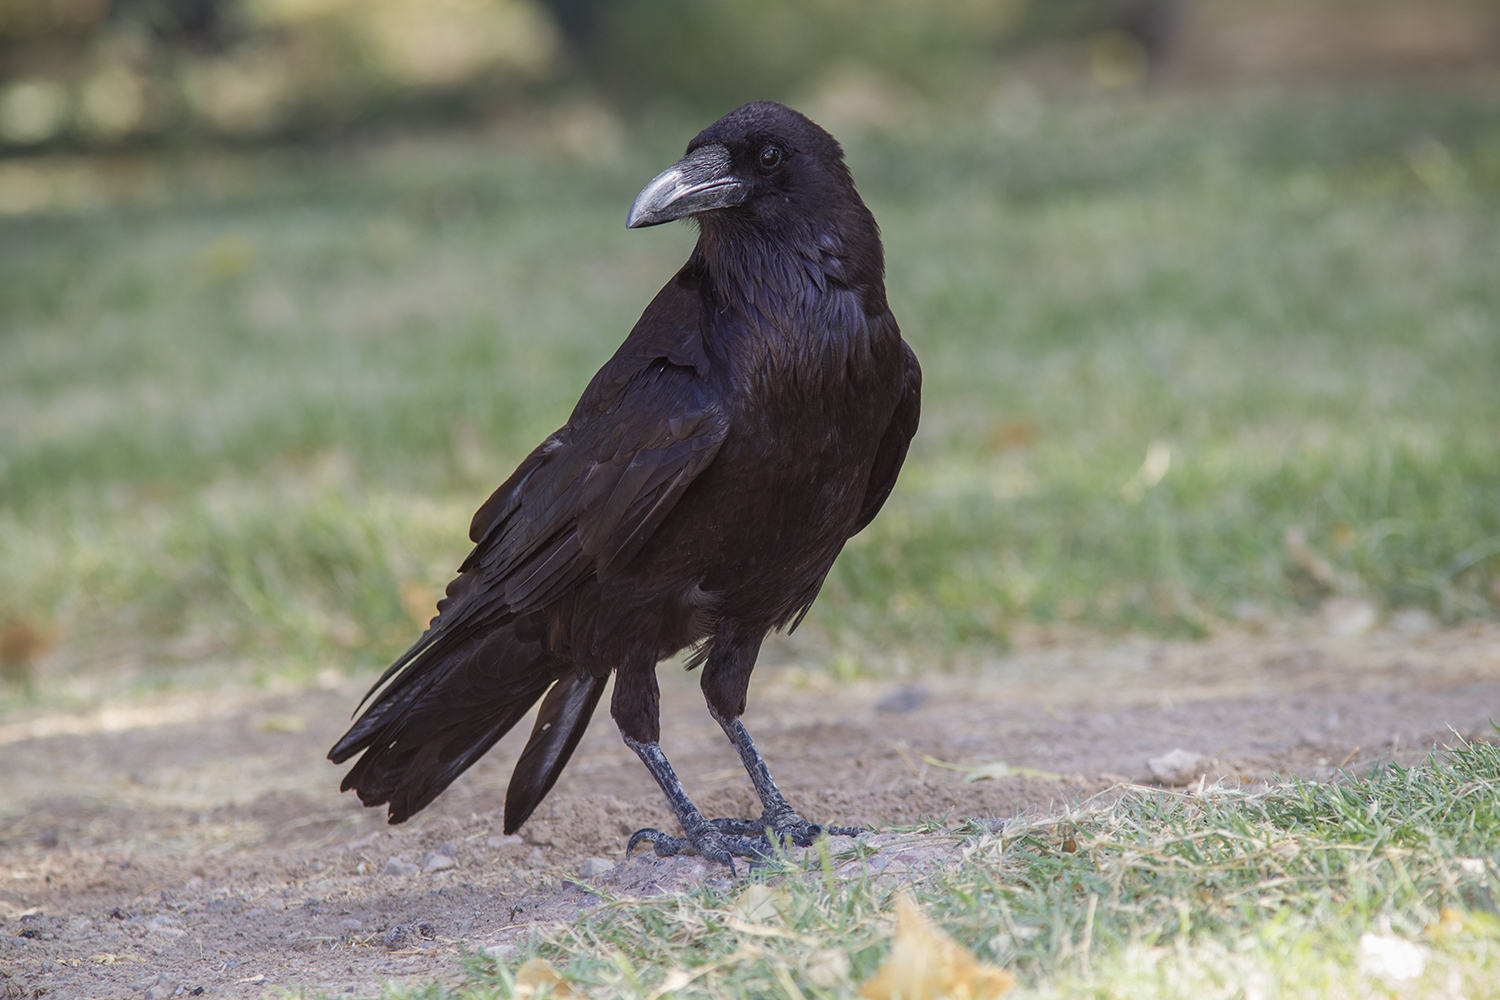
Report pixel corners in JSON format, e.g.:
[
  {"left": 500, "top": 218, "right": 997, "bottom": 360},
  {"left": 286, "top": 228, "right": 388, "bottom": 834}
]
[
  {"left": 329, "top": 621, "right": 575, "bottom": 825},
  {"left": 504, "top": 670, "right": 608, "bottom": 833}
]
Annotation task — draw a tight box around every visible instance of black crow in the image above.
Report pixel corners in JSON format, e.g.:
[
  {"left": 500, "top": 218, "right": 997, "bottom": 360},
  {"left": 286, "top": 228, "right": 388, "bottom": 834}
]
[{"left": 329, "top": 101, "right": 921, "bottom": 866}]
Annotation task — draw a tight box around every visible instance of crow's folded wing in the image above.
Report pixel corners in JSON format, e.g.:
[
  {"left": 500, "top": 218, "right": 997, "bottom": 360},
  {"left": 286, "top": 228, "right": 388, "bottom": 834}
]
[
  {"left": 467, "top": 360, "right": 726, "bottom": 598},
  {"left": 851, "top": 339, "right": 921, "bottom": 536},
  {"left": 357, "top": 358, "right": 728, "bottom": 707}
]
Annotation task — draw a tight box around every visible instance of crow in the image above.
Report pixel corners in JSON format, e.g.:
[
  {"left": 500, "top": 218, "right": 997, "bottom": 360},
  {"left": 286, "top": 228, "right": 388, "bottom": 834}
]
[{"left": 329, "top": 101, "right": 921, "bottom": 866}]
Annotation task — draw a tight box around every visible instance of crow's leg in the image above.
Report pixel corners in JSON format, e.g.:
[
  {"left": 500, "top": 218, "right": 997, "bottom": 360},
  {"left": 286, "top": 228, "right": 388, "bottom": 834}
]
[
  {"left": 621, "top": 736, "right": 770, "bottom": 870},
  {"left": 611, "top": 647, "right": 767, "bottom": 869},
  {"left": 706, "top": 711, "right": 864, "bottom": 844},
  {"left": 699, "top": 623, "right": 864, "bottom": 847}
]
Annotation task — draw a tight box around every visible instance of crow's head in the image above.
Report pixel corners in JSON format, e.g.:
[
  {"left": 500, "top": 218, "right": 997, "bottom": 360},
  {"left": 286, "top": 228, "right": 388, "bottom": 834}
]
[{"left": 627, "top": 102, "right": 870, "bottom": 246}]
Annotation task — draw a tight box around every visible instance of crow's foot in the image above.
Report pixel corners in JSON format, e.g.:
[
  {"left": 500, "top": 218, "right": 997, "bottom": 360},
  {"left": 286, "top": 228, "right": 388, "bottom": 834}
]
[
  {"left": 626, "top": 826, "right": 771, "bottom": 872},
  {"left": 706, "top": 814, "right": 865, "bottom": 846},
  {"left": 620, "top": 734, "right": 862, "bottom": 872}
]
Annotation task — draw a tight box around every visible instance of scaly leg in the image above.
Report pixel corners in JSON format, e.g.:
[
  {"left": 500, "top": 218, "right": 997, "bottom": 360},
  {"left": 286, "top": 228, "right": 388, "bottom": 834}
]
[
  {"left": 613, "top": 651, "right": 765, "bottom": 869},
  {"left": 705, "top": 711, "right": 864, "bottom": 844},
  {"left": 620, "top": 625, "right": 862, "bottom": 868},
  {"left": 695, "top": 623, "right": 862, "bottom": 845},
  {"left": 622, "top": 735, "right": 770, "bottom": 872}
]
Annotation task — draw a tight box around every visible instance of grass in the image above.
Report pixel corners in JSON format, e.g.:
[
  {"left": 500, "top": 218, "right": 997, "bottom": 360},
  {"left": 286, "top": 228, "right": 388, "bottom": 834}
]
[
  {"left": 387, "top": 736, "right": 1500, "bottom": 999},
  {"left": 2, "top": 82, "right": 1499, "bottom": 705},
  {"left": 5, "top": 83, "right": 1500, "bottom": 1000}
]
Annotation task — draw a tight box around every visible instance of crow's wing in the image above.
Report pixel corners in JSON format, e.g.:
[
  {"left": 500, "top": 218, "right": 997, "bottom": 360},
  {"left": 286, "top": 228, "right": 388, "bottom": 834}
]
[
  {"left": 781, "top": 335, "right": 919, "bottom": 637},
  {"left": 328, "top": 349, "right": 726, "bottom": 819},
  {"left": 851, "top": 338, "right": 921, "bottom": 536},
  {"left": 355, "top": 359, "right": 727, "bottom": 709}
]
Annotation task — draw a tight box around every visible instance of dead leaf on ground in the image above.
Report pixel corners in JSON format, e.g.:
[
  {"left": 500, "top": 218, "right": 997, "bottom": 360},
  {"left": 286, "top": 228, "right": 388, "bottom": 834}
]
[
  {"left": 860, "top": 894, "right": 1014, "bottom": 1000},
  {"left": 514, "top": 957, "right": 576, "bottom": 998},
  {"left": 735, "top": 884, "right": 789, "bottom": 924},
  {"left": 962, "top": 761, "right": 1063, "bottom": 782}
]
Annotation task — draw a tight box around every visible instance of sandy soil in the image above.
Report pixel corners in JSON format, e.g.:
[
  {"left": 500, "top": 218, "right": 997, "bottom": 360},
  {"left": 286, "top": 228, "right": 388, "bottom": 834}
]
[{"left": 2, "top": 621, "right": 1498, "bottom": 998}]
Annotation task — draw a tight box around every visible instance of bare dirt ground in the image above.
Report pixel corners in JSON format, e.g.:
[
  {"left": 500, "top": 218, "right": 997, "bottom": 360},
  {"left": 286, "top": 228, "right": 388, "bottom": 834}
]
[{"left": 3, "top": 621, "right": 1499, "bottom": 999}]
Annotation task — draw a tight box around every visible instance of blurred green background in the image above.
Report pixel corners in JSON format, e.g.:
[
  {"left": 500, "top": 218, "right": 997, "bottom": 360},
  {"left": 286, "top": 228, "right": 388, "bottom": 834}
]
[{"left": 1, "top": 0, "right": 1499, "bottom": 704}]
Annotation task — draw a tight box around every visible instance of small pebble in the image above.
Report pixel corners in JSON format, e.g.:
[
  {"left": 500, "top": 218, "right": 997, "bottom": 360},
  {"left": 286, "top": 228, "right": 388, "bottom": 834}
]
[
  {"left": 138, "top": 972, "right": 180, "bottom": 999},
  {"left": 437, "top": 841, "right": 459, "bottom": 857},
  {"left": 1148, "top": 748, "right": 1207, "bottom": 786},
  {"left": 525, "top": 848, "right": 548, "bottom": 870},
  {"left": 422, "top": 852, "right": 457, "bottom": 873},
  {"left": 577, "top": 857, "right": 614, "bottom": 878},
  {"left": 148, "top": 914, "right": 185, "bottom": 938},
  {"left": 339, "top": 918, "right": 363, "bottom": 933},
  {"left": 483, "top": 942, "right": 515, "bottom": 960},
  {"left": 382, "top": 859, "right": 419, "bottom": 877}
]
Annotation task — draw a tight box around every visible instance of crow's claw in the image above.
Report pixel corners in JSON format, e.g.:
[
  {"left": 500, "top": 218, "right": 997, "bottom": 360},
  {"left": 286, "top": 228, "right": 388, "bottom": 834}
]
[{"left": 626, "top": 827, "right": 671, "bottom": 857}]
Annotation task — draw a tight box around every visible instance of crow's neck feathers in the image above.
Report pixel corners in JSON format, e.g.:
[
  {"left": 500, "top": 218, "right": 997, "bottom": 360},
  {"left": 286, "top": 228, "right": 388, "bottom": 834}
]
[{"left": 693, "top": 193, "right": 887, "bottom": 363}]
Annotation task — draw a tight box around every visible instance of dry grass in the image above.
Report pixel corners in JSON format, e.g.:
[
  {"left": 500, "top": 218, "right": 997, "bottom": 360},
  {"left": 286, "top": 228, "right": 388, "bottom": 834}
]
[{"left": 366, "top": 737, "right": 1500, "bottom": 999}]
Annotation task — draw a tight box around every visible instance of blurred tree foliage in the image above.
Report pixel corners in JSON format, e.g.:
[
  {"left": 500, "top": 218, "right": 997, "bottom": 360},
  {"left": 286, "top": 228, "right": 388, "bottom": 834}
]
[
  {"left": 2, "top": 0, "right": 1151, "bottom": 150},
  {"left": 2, "top": 0, "right": 1495, "bottom": 151},
  {"left": 0, "top": 0, "right": 561, "bottom": 149},
  {"left": 539, "top": 0, "right": 1029, "bottom": 111},
  {"left": 540, "top": 0, "right": 1181, "bottom": 108}
]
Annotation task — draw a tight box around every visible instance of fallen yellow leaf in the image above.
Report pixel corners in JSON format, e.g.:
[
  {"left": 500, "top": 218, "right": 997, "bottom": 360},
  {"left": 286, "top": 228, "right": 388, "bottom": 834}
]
[
  {"left": 515, "top": 957, "right": 576, "bottom": 998},
  {"left": 735, "top": 883, "right": 789, "bottom": 924},
  {"left": 961, "top": 761, "right": 1063, "bottom": 782},
  {"left": 860, "top": 894, "right": 1014, "bottom": 1000}
]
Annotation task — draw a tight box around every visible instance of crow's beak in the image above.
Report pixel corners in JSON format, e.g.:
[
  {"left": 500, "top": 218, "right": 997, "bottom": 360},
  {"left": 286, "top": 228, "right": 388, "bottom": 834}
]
[{"left": 627, "top": 143, "right": 750, "bottom": 228}]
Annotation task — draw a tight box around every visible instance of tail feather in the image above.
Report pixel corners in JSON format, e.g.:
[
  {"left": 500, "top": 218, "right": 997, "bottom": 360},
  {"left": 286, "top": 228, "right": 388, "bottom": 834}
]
[
  {"left": 329, "top": 620, "right": 568, "bottom": 825},
  {"left": 503, "top": 671, "right": 608, "bottom": 834},
  {"left": 350, "top": 580, "right": 513, "bottom": 718}
]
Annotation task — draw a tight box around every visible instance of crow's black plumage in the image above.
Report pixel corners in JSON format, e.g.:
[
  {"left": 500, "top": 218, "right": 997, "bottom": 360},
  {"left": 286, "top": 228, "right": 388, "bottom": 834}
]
[{"left": 329, "top": 101, "right": 920, "bottom": 866}]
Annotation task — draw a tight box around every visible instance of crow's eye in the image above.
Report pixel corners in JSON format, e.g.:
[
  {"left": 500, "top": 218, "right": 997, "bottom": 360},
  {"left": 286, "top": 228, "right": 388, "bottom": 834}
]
[{"left": 758, "top": 145, "right": 783, "bottom": 170}]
